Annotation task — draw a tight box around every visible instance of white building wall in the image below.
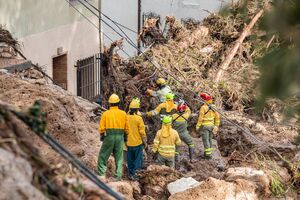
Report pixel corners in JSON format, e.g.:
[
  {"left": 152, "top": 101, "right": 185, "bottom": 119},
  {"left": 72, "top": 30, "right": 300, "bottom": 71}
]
[
  {"left": 102, "top": 0, "right": 230, "bottom": 57},
  {"left": 20, "top": 16, "right": 100, "bottom": 94},
  {"left": 101, "top": 0, "right": 138, "bottom": 57}
]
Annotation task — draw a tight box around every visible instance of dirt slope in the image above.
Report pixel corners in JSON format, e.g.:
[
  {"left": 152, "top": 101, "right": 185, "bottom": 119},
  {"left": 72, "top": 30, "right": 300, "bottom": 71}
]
[{"left": 0, "top": 73, "right": 100, "bottom": 169}]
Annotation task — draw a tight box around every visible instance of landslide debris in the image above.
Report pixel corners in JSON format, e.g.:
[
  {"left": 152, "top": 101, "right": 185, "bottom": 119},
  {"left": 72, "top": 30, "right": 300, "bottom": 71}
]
[{"left": 0, "top": 72, "right": 100, "bottom": 169}]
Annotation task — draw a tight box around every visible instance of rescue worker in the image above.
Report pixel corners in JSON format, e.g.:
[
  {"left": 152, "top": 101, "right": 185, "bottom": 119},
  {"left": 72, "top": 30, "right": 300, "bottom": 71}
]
[
  {"left": 147, "top": 93, "right": 195, "bottom": 162},
  {"left": 146, "top": 78, "right": 172, "bottom": 103},
  {"left": 152, "top": 115, "right": 181, "bottom": 168},
  {"left": 126, "top": 98, "right": 147, "bottom": 180},
  {"left": 196, "top": 93, "right": 220, "bottom": 159},
  {"left": 173, "top": 100, "right": 195, "bottom": 162},
  {"left": 97, "top": 93, "right": 129, "bottom": 181}
]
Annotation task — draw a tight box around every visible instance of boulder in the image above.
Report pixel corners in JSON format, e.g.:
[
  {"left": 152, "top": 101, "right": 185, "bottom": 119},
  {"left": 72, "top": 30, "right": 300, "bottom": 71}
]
[
  {"left": 0, "top": 148, "right": 48, "bottom": 200},
  {"left": 79, "top": 179, "right": 134, "bottom": 200},
  {"left": 225, "top": 167, "right": 270, "bottom": 195},
  {"left": 167, "top": 177, "right": 201, "bottom": 195},
  {"left": 169, "top": 177, "right": 258, "bottom": 200}
]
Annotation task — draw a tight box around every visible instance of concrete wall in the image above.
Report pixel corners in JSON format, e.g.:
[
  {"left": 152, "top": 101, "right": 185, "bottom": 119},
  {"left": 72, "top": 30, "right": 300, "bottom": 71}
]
[
  {"left": 20, "top": 17, "right": 100, "bottom": 94},
  {"left": 102, "top": 0, "right": 231, "bottom": 57},
  {"left": 0, "top": 0, "right": 100, "bottom": 94}
]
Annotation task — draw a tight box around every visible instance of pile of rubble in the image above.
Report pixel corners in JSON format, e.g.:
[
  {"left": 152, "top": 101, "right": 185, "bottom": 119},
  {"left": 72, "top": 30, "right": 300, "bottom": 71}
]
[
  {"left": 0, "top": 73, "right": 100, "bottom": 169},
  {"left": 1, "top": 0, "right": 300, "bottom": 199}
]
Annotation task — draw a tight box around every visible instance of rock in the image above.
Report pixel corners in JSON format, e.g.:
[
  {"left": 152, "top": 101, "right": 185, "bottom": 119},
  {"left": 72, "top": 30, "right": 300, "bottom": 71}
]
[
  {"left": 0, "top": 148, "right": 48, "bottom": 200},
  {"left": 167, "top": 177, "right": 201, "bottom": 195},
  {"left": 80, "top": 179, "right": 134, "bottom": 200},
  {"left": 140, "top": 195, "right": 156, "bottom": 200},
  {"left": 255, "top": 123, "right": 267, "bottom": 134},
  {"left": 225, "top": 167, "right": 270, "bottom": 195},
  {"left": 139, "top": 164, "right": 181, "bottom": 199},
  {"left": 143, "top": 185, "right": 165, "bottom": 199},
  {"left": 200, "top": 46, "right": 213, "bottom": 53},
  {"left": 169, "top": 177, "right": 258, "bottom": 200},
  {"left": 108, "top": 181, "right": 134, "bottom": 200}
]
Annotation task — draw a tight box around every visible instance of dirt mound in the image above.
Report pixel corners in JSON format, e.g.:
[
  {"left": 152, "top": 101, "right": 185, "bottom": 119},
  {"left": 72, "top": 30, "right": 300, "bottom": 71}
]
[
  {"left": 218, "top": 111, "right": 298, "bottom": 160},
  {"left": 0, "top": 73, "right": 100, "bottom": 169},
  {"left": 138, "top": 165, "right": 181, "bottom": 199}
]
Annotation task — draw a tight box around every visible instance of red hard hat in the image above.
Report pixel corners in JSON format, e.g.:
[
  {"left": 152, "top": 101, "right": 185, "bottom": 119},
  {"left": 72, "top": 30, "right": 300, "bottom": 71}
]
[
  {"left": 199, "top": 92, "right": 212, "bottom": 101},
  {"left": 177, "top": 104, "right": 187, "bottom": 112}
]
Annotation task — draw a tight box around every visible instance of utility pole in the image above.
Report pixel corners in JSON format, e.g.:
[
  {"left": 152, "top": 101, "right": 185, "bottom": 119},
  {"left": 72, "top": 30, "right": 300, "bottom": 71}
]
[
  {"left": 98, "top": 0, "right": 104, "bottom": 53},
  {"left": 137, "top": 0, "right": 141, "bottom": 52}
]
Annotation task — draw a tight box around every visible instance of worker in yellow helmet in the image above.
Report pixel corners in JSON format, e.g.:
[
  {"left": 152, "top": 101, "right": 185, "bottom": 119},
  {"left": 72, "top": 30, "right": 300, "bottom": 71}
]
[
  {"left": 126, "top": 98, "right": 147, "bottom": 180},
  {"left": 152, "top": 115, "right": 181, "bottom": 168},
  {"left": 146, "top": 78, "right": 172, "bottom": 102},
  {"left": 147, "top": 93, "right": 195, "bottom": 163},
  {"left": 97, "top": 93, "right": 129, "bottom": 181},
  {"left": 196, "top": 93, "right": 220, "bottom": 159}
]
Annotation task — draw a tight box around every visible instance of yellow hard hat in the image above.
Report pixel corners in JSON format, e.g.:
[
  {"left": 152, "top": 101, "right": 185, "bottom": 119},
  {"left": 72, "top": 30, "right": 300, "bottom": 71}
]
[
  {"left": 165, "top": 92, "right": 174, "bottom": 100},
  {"left": 108, "top": 93, "right": 120, "bottom": 103},
  {"left": 156, "top": 78, "right": 166, "bottom": 85},
  {"left": 129, "top": 99, "right": 140, "bottom": 109},
  {"left": 162, "top": 115, "right": 172, "bottom": 124}
]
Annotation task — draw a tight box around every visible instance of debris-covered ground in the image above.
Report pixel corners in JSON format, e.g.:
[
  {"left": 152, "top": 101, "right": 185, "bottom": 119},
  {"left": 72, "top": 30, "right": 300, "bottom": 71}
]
[{"left": 1, "top": 0, "right": 300, "bottom": 199}]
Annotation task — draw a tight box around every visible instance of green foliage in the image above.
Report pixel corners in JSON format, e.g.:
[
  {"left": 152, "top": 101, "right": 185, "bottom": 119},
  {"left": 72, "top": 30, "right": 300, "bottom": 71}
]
[
  {"left": 271, "top": 172, "right": 285, "bottom": 197},
  {"left": 72, "top": 182, "right": 84, "bottom": 194},
  {"left": 254, "top": 0, "right": 300, "bottom": 141}
]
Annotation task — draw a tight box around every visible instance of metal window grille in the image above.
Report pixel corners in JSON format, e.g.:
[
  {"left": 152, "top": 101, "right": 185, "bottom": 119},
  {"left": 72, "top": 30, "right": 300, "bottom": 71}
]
[{"left": 76, "top": 53, "right": 102, "bottom": 101}]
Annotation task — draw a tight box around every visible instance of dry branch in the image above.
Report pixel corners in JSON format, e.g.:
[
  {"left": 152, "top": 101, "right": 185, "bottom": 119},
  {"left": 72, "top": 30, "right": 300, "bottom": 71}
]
[{"left": 215, "top": 6, "right": 266, "bottom": 83}]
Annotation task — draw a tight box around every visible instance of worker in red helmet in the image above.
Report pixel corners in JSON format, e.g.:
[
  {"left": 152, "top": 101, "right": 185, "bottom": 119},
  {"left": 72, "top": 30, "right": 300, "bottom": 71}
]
[
  {"left": 172, "top": 99, "right": 195, "bottom": 163},
  {"left": 196, "top": 93, "right": 220, "bottom": 159},
  {"left": 147, "top": 94, "right": 194, "bottom": 163}
]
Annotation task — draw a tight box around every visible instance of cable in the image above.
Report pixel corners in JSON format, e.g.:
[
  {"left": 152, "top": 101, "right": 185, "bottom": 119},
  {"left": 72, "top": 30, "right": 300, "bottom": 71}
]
[
  {"left": 82, "top": 0, "right": 137, "bottom": 48},
  {"left": 65, "top": 0, "right": 131, "bottom": 57},
  {"left": 82, "top": 0, "right": 137, "bottom": 34},
  {"left": 70, "top": 0, "right": 286, "bottom": 159},
  {"left": 77, "top": 0, "right": 136, "bottom": 48}
]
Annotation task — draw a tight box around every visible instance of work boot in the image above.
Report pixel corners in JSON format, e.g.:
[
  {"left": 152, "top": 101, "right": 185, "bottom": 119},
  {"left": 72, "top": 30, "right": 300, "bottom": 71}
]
[
  {"left": 204, "top": 154, "right": 212, "bottom": 160},
  {"left": 188, "top": 147, "right": 196, "bottom": 163}
]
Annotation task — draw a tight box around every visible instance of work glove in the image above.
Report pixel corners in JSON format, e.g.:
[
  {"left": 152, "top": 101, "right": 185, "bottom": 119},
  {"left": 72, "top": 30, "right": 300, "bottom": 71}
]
[
  {"left": 100, "top": 133, "right": 106, "bottom": 142},
  {"left": 146, "top": 89, "right": 153, "bottom": 96},
  {"left": 139, "top": 112, "right": 146, "bottom": 117},
  {"left": 124, "top": 133, "right": 128, "bottom": 142},
  {"left": 213, "top": 126, "right": 219, "bottom": 135},
  {"left": 146, "top": 112, "right": 152, "bottom": 118}
]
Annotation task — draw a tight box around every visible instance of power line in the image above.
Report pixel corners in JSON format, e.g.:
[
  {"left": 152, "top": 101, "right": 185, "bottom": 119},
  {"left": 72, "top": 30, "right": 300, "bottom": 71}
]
[
  {"left": 65, "top": 0, "right": 131, "bottom": 57},
  {"left": 77, "top": 0, "right": 137, "bottom": 48},
  {"left": 65, "top": 0, "right": 114, "bottom": 42},
  {"left": 83, "top": 0, "right": 137, "bottom": 34},
  {"left": 71, "top": 0, "right": 286, "bottom": 160},
  {"left": 82, "top": 0, "right": 137, "bottom": 48}
]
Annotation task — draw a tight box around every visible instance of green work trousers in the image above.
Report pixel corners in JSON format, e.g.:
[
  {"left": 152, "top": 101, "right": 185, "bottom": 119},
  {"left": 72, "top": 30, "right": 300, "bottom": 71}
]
[
  {"left": 156, "top": 154, "right": 175, "bottom": 168},
  {"left": 200, "top": 126, "right": 214, "bottom": 156},
  {"left": 97, "top": 133, "right": 124, "bottom": 179},
  {"left": 173, "top": 121, "right": 194, "bottom": 154}
]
